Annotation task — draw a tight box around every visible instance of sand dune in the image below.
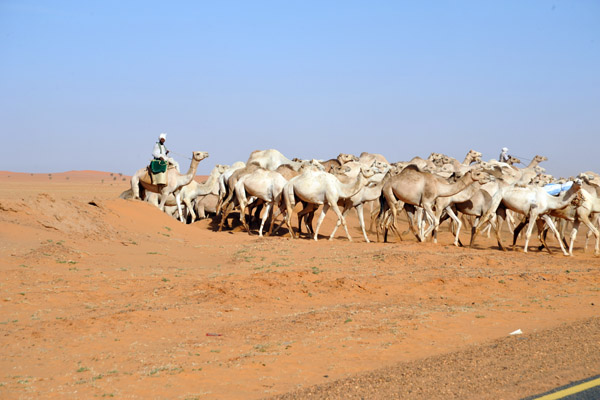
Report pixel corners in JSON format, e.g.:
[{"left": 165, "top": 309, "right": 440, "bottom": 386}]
[{"left": 1, "top": 170, "right": 599, "bottom": 399}]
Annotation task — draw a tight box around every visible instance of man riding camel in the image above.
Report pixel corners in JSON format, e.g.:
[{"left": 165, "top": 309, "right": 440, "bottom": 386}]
[
  {"left": 498, "top": 147, "right": 510, "bottom": 163},
  {"left": 152, "top": 133, "right": 180, "bottom": 172}
]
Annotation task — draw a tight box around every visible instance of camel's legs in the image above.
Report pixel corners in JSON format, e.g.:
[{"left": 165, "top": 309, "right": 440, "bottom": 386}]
[
  {"left": 584, "top": 214, "right": 600, "bottom": 252},
  {"left": 354, "top": 203, "right": 370, "bottom": 243},
  {"left": 258, "top": 202, "right": 272, "bottom": 237},
  {"left": 523, "top": 212, "right": 539, "bottom": 253},
  {"left": 175, "top": 192, "right": 185, "bottom": 223},
  {"left": 313, "top": 203, "right": 330, "bottom": 241},
  {"left": 540, "top": 214, "right": 569, "bottom": 256},
  {"left": 329, "top": 202, "right": 353, "bottom": 241},
  {"left": 282, "top": 185, "right": 297, "bottom": 238},
  {"left": 421, "top": 205, "right": 437, "bottom": 242},
  {"left": 570, "top": 211, "right": 600, "bottom": 256},
  {"left": 329, "top": 201, "right": 352, "bottom": 242},
  {"left": 131, "top": 176, "right": 141, "bottom": 199},
  {"left": 444, "top": 207, "right": 463, "bottom": 247}
]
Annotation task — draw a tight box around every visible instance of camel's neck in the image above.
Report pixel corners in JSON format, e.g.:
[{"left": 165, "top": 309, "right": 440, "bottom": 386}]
[
  {"left": 179, "top": 159, "right": 200, "bottom": 186},
  {"left": 449, "top": 181, "right": 481, "bottom": 202},
  {"left": 337, "top": 171, "right": 367, "bottom": 198},
  {"left": 462, "top": 155, "right": 476, "bottom": 165},
  {"left": 203, "top": 169, "right": 220, "bottom": 188},
  {"left": 547, "top": 184, "right": 580, "bottom": 210},
  {"left": 194, "top": 168, "right": 221, "bottom": 195},
  {"left": 437, "top": 172, "right": 475, "bottom": 197}
]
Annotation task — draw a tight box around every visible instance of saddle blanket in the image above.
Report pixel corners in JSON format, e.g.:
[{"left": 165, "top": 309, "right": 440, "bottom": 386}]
[{"left": 543, "top": 181, "right": 573, "bottom": 196}]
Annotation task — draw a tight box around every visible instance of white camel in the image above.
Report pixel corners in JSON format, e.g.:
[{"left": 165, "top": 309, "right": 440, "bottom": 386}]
[
  {"left": 234, "top": 168, "right": 288, "bottom": 236},
  {"left": 246, "top": 149, "right": 303, "bottom": 171},
  {"left": 327, "top": 162, "right": 390, "bottom": 242},
  {"left": 130, "top": 151, "right": 209, "bottom": 222},
  {"left": 179, "top": 164, "right": 228, "bottom": 221},
  {"left": 499, "top": 179, "right": 582, "bottom": 255},
  {"left": 282, "top": 165, "right": 380, "bottom": 241},
  {"left": 567, "top": 177, "right": 600, "bottom": 256}
]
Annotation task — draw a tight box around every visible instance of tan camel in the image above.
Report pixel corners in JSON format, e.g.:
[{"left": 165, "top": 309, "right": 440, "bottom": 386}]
[
  {"left": 433, "top": 180, "right": 490, "bottom": 246},
  {"left": 130, "top": 151, "right": 209, "bottom": 221},
  {"left": 382, "top": 165, "right": 490, "bottom": 242},
  {"left": 193, "top": 193, "right": 219, "bottom": 219}
]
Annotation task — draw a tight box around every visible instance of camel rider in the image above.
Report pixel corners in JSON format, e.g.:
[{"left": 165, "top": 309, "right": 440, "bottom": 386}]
[
  {"left": 152, "top": 133, "right": 180, "bottom": 172},
  {"left": 498, "top": 147, "right": 510, "bottom": 163}
]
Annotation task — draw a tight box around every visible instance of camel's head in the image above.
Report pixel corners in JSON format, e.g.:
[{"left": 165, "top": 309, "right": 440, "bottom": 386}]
[
  {"left": 331, "top": 164, "right": 352, "bottom": 176},
  {"left": 427, "top": 152, "right": 446, "bottom": 166},
  {"left": 533, "top": 155, "right": 548, "bottom": 163},
  {"left": 193, "top": 151, "right": 209, "bottom": 161},
  {"left": 390, "top": 162, "right": 406, "bottom": 175},
  {"left": 481, "top": 164, "right": 505, "bottom": 180},
  {"left": 337, "top": 153, "right": 358, "bottom": 164},
  {"left": 506, "top": 155, "right": 520, "bottom": 165},
  {"left": 359, "top": 165, "right": 380, "bottom": 179},
  {"left": 577, "top": 172, "right": 596, "bottom": 185},
  {"left": 370, "top": 160, "right": 390, "bottom": 174},
  {"left": 215, "top": 164, "right": 229, "bottom": 174},
  {"left": 299, "top": 159, "right": 325, "bottom": 172},
  {"left": 467, "top": 149, "right": 483, "bottom": 163},
  {"left": 471, "top": 169, "right": 492, "bottom": 184},
  {"left": 307, "top": 159, "right": 325, "bottom": 171}
]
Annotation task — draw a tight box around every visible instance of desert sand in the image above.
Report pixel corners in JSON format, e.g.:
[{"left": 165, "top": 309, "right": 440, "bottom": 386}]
[{"left": 1, "top": 170, "right": 599, "bottom": 399}]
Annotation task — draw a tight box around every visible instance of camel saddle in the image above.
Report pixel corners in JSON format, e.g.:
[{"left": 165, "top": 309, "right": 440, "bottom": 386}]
[{"left": 140, "top": 161, "right": 177, "bottom": 186}]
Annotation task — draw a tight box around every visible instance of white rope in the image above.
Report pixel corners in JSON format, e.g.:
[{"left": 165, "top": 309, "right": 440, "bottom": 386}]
[{"left": 169, "top": 150, "right": 192, "bottom": 160}]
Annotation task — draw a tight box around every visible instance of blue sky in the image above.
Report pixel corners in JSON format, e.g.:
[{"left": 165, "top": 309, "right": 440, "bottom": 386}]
[{"left": 1, "top": 1, "right": 598, "bottom": 177}]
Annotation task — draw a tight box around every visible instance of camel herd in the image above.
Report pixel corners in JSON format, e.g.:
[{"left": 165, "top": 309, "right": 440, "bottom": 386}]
[{"left": 123, "top": 148, "right": 600, "bottom": 257}]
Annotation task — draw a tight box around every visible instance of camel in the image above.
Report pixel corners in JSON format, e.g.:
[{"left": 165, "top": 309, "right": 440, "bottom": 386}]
[
  {"left": 233, "top": 168, "right": 288, "bottom": 236},
  {"left": 358, "top": 152, "right": 390, "bottom": 166},
  {"left": 311, "top": 153, "right": 357, "bottom": 173},
  {"left": 433, "top": 179, "right": 492, "bottom": 246},
  {"left": 246, "top": 149, "right": 302, "bottom": 171},
  {"left": 218, "top": 160, "right": 325, "bottom": 232},
  {"left": 472, "top": 159, "right": 548, "bottom": 240},
  {"left": 439, "top": 149, "right": 483, "bottom": 177},
  {"left": 193, "top": 193, "right": 219, "bottom": 220},
  {"left": 566, "top": 177, "right": 600, "bottom": 256},
  {"left": 326, "top": 162, "right": 391, "bottom": 242},
  {"left": 282, "top": 164, "right": 380, "bottom": 241},
  {"left": 143, "top": 164, "right": 229, "bottom": 222},
  {"left": 216, "top": 161, "right": 246, "bottom": 215},
  {"left": 407, "top": 156, "right": 436, "bottom": 172},
  {"left": 178, "top": 164, "right": 228, "bottom": 221},
  {"left": 511, "top": 155, "right": 548, "bottom": 186},
  {"left": 494, "top": 179, "right": 582, "bottom": 255},
  {"left": 382, "top": 165, "right": 490, "bottom": 242},
  {"left": 130, "top": 151, "right": 209, "bottom": 222},
  {"left": 218, "top": 163, "right": 263, "bottom": 230}
]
